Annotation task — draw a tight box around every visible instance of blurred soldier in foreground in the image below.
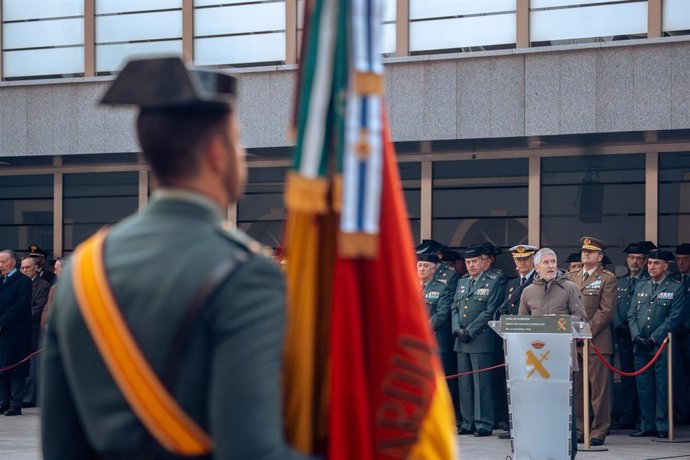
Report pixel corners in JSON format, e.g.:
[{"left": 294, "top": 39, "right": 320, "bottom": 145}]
[
  {"left": 611, "top": 241, "right": 653, "bottom": 429},
  {"left": 566, "top": 237, "right": 617, "bottom": 446},
  {"left": 40, "top": 58, "right": 311, "bottom": 460},
  {"left": 628, "top": 250, "right": 685, "bottom": 438}
]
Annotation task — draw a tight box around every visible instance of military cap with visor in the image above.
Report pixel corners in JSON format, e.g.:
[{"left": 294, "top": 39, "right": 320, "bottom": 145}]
[
  {"left": 509, "top": 244, "right": 538, "bottom": 258},
  {"left": 100, "top": 57, "right": 237, "bottom": 112},
  {"left": 479, "top": 242, "right": 501, "bottom": 256},
  {"left": 580, "top": 236, "right": 606, "bottom": 252},
  {"left": 647, "top": 249, "right": 675, "bottom": 262},
  {"left": 29, "top": 244, "right": 49, "bottom": 257}
]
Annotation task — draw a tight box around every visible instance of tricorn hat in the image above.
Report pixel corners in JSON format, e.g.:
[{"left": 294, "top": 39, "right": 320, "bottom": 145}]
[{"left": 101, "top": 57, "right": 237, "bottom": 112}]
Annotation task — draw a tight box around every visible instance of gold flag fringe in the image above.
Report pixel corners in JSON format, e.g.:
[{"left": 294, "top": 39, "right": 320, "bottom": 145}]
[
  {"left": 338, "top": 231, "right": 379, "bottom": 259},
  {"left": 285, "top": 171, "right": 330, "bottom": 214},
  {"left": 331, "top": 174, "right": 343, "bottom": 213},
  {"left": 353, "top": 72, "right": 384, "bottom": 95}
]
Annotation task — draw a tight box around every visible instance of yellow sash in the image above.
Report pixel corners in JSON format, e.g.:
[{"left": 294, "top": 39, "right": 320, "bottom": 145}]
[{"left": 71, "top": 229, "right": 212, "bottom": 456}]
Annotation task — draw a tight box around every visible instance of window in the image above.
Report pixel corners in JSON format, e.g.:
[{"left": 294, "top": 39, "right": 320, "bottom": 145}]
[
  {"left": 63, "top": 172, "right": 139, "bottom": 253},
  {"left": 658, "top": 152, "right": 690, "bottom": 250},
  {"left": 541, "top": 154, "right": 645, "bottom": 273},
  {"left": 400, "top": 162, "right": 421, "bottom": 243},
  {"left": 432, "top": 158, "right": 528, "bottom": 275},
  {"left": 0, "top": 175, "right": 53, "bottom": 255},
  {"left": 237, "top": 166, "right": 287, "bottom": 248}
]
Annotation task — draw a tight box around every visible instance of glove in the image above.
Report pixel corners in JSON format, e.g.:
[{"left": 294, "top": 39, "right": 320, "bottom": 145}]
[
  {"left": 633, "top": 335, "right": 654, "bottom": 351},
  {"left": 457, "top": 328, "right": 471, "bottom": 343}
]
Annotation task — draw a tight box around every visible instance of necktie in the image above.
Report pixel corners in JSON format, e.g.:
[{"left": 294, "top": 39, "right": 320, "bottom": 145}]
[
  {"left": 583, "top": 272, "right": 589, "bottom": 284},
  {"left": 521, "top": 276, "right": 526, "bottom": 286},
  {"left": 470, "top": 278, "right": 475, "bottom": 289}
]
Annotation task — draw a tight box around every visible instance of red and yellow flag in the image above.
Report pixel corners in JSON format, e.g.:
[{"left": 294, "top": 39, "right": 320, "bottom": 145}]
[{"left": 283, "top": 1, "right": 456, "bottom": 458}]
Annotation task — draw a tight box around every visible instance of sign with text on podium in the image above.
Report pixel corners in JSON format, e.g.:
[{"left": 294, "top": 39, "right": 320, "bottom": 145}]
[{"left": 489, "top": 316, "right": 592, "bottom": 460}]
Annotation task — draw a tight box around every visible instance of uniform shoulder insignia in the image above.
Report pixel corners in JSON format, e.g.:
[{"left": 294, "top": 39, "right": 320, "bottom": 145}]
[
  {"left": 566, "top": 269, "right": 579, "bottom": 274},
  {"left": 461, "top": 273, "right": 470, "bottom": 279},
  {"left": 603, "top": 270, "right": 615, "bottom": 278},
  {"left": 485, "top": 272, "right": 498, "bottom": 280},
  {"left": 218, "top": 221, "right": 267, "bottom": 256}
]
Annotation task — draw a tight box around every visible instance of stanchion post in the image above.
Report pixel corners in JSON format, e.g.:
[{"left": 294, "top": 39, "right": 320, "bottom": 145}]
[
  {"left": 583, "top": 339, "right": 590, "bottom": 449},
  {"left": 666, "top": 332, "right": 673, "bottom": 441}
]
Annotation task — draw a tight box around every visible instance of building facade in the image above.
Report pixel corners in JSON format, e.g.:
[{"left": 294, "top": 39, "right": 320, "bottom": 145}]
[{"left": 1, "top": 0, "right": 689, "bottom": 276}]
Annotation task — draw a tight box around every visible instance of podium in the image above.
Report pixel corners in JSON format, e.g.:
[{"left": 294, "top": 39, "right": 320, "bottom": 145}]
[{"left": 490, "top": 316, "right": 592, "bottom": 460}]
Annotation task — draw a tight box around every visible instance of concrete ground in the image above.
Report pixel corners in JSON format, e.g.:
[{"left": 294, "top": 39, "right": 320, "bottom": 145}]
[{"left": 3, "top": 408, "right": 690, "bottom": 459}]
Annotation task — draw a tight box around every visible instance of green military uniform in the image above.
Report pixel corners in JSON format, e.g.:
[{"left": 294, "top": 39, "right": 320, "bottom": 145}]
[
  {"left": 613, "top": 269, "right": 649, "bottom": 426},
  {"left": 41, "top": 192, "right": 310, "bottom": 459},
  {"left": 426, "top": 264, "right": 458, "bottom": 354},
  {"left": 628, "top": 274, "right": 685, "bottom": 435},
  {"left": 452, "top": 268, "right": 503, "bottom": 434}
]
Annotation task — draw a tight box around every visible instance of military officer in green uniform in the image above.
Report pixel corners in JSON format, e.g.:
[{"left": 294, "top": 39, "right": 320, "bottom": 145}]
[
  {"left": 417, "top": 252, "right": 460, "bottom": 425},
  {"left": 452, "top": 245, "right": 504, "bottom": 437},
  {"left": 611, "top": 241, "right": 653, "bottom": 429},
  {"left": 628, "top": 249, "right": 685, "bottom": 438},
  {"left": 40, "top": 58, "right": 312, "bottom": 460}
]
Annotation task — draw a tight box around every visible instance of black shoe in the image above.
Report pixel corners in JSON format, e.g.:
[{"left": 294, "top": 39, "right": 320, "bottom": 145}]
[
  {"left": 496, "top": 421, "right": 509, "bottom": 431},
  {"left": 590, "top": 438, "right": 605, "bottom": 446},
  {"left": 457, "top": 427, "right": 474, "bottom": 435},
  {"left": 4, "top": 408, "right": 21, "bottom": 416},
  {"left": 498, "top": 430, "right": 511, "bottom": 440},
  {"left": 474, "top": 429, "right": 492, "bottom": 437},
  {"left": 629, "top": 430, "right": 656, "bottom": 437},
  {"left": 657, "top": 432, "right": 668, "bottom": 438}
]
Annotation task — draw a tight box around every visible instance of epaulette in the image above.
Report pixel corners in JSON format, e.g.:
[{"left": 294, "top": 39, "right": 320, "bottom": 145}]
[
  {"left": 485, "top": 271, "right": 498, "bottom": 280},
  {"left": 602, "top": 270, "right": 616, "bottom": 278},
  {"left": 566, "top": 269, "right": 580, "bottom": 275},
  {"left": 219, "top": 220, "right": 267, "bottom": 256}
]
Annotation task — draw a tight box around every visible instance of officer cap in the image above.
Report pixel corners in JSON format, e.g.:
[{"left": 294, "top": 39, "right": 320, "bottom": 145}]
[
  {"left": 416, "top": 239, "right": 444, "bottom": 255},
  {"left": 479, "top": 242, "right": 501, "bottom": 256},
  {"left": 509, "top": 244, "right": 538, "bottom": 258},
  {"left": 648, "top": 249, "right": 675, "bottom": 262},
  {"left": 28, "top": 244, "right": 49, "bottom": 257},
  {"left": 624, "top": 241, "right": 655, "bottom": 254},
  {"left": 463, "top": 245, "right": 485, "bottom": 259},
  {"left": 564, "top": 252, "right": 581, "bottom": 263},
  {"left": 101, "top": 57, "right": 237, "bottom": 112},
  {"left": 417, "top": 253, "right": 440, "bottom": 263},
  {"left": 579, "top": 236, "right": 605, "bottom": 252},
  {"left": 675, "top": 243, "right": 690, "bottom": 255}
]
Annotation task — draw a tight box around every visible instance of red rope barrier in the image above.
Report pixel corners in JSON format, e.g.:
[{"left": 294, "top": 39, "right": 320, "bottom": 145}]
[
  {"left": 445, "top": 362, "right": 506, "bottom": 380},
  {"left": 0, "top": 349, "right": 43, "bottom": 373},
  {"left": 591, "top": 338, "right": 668, "bottom": 377}
]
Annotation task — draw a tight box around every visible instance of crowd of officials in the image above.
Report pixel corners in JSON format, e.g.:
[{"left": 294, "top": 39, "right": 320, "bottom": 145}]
[
  {"left": 0, "top": 245, "right": 61, "bottom": 416},
  {"left": 418, "top": 237, "right": 690, "bottom": 448}
]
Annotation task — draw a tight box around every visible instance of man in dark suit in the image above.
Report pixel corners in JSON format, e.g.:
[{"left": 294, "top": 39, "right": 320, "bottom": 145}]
[
  {"left": 0, "top": 249, "right": 32, "bottom": 416},
  {"left": 497, "top": 244, "right": 537, "bottom": 439},
  {"left": 19, "top": 256, "right": 50, "bottom": 407},
  {"left": 28, "top": 245, "right": 56, "bottom": 286},
  {"left": 672, "top": 243, "right": 690, "bottom": 424}
]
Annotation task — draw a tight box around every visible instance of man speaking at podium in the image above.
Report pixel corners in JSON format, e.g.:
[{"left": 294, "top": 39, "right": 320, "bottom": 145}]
[{"left": 519, "top": 248, "right": 586, "bottom": 460}]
